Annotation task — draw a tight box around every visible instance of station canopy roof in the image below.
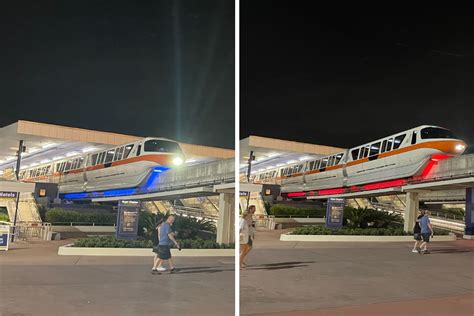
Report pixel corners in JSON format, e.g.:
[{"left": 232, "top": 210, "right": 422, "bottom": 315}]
[
  {"left": 240, "top": 136, "right": 345, "bottom": 173},
  {"left": 0, "top": 120, "right": 234, "bottom": 173}
]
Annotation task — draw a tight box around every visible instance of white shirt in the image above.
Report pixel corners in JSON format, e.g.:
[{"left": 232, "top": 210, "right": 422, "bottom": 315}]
[{"left": 239, "top": 218, "right": 249, "bottom": 244}]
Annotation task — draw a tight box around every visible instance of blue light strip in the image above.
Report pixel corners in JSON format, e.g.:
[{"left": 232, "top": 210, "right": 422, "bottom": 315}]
[{"left": 62, "top": 166, "right": 169, "bottom": 200}]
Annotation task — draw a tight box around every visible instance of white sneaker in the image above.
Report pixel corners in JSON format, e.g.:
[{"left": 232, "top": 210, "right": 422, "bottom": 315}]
[
  {"left": 157, "top": 267, "right": 166, "bottom": 272},
  {"left": 411, "top": 249, "right": 418, "bottom": 253}
]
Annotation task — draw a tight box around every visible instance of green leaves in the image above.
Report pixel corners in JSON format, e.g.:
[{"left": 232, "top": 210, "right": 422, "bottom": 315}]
[
  {"left": 45, "top": 208, "right": 116, "bottom": 225},
  {"left": 269, "top": 204, "right": 326, "bottom": 217},
  {"left": 73, "top": 236, "right": 234, "bottom": 249}
]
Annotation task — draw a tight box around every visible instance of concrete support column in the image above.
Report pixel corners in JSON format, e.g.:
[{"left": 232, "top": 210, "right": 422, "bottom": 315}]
[
  {"left": 404, "top": 192, "right": 419, "bottom": 233},
  {"left": 217, "top": 193, "right": 234, "bottom": 244},
  {"left": 464, "top": 188, "right": 474, "bottom": 239}
]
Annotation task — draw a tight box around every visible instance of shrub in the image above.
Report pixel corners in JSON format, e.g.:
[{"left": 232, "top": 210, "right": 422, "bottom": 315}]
[
  {"left": 72, "top": 236, "right": 234, "bottom": 249},
  {"left": 45, "top": 208, "right": 116, "bottom": 225},
  {"left": 138, "top": 211, "right": 216, "bottom": 242},
  {"left": 0, "top": 213, "right": 9, "bottom": 222},
  {"left": 344, "top": 207, "right": 403, "bottom": 229},
  {"left": 291, "top": 225, "right": 450, "bottom": 236},
  {"left": 269, "top": 204, "right": 326, "bottom": 217}
]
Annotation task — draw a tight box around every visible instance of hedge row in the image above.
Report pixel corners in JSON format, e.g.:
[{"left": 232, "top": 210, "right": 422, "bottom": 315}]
[
  {"left": 73, "top": 236, "right": 234, "bottom": 249},
  {"left": 45, "top": 209, "right": 116, "bottom": 225},
  {"left": 291, "top": 225, "right": 450, "bottom": 236},
  {"left": 269, "top": 204, "right": 326, "bottom": 217}
]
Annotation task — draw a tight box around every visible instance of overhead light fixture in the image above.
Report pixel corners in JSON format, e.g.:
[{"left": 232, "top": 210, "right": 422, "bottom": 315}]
[
  {"left": 287, "top": 160, "right": 297, "bottom": 164},
  {"left": 257, "top": 169, "right": 264, "bottom": 172},
  {"left": 52, "top": 156, "right": 64, "bottom": 161},
  {"left": 299, "top": 156, "right": 310, "bottom": 161},
  {"left": 66, "top": 152, "right": 78, "bottom": 157},
  {"left": 185, "top": 159, "right": 197, "bottom": 164},
  {"left": 20, "top": 165, "right": 28, "bottom": 170},
  {"left": 267, "top": 152, "right": 279, "bottom": 158},
  {"left": 40, "top": 159, "right": 51, "bottom": 164},
  {"left": 82, "top": 147, "right": 96, "bottom": 153},
  {"left": 266, "top": 166, "right": 274, "bottom": 170},
  {"left": 276, "top": 163, "right": 284, "bottom": 167},
  {"left": 42, "top": 143, "right": 56, "bottom": 149},
  {"left": 30, "top": 163, "right": 39, "bottom": 167}
]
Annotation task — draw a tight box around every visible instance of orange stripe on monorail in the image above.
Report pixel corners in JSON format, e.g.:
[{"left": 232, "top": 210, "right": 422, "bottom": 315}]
[
  {"left": 346, "top": 140, "right": 462, "bottom": 167},
  {"left": 22, "top": 154, "right": 175, "bottom": 181},
  {"left": 282, "top": 139, "right": 463, "bottom": 179}
]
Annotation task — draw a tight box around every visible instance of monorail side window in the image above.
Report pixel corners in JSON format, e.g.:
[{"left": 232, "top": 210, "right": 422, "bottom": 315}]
[
  {"left": 114, "top": 147, "right": 124, "bottom": 161},
  {"left": 65, "top": 161, "right": 72, "bottom": 171},
  {"left": 320, "top": 158, "right": 328, "bottom": 169},
  {"left": 362, "top": 146, "right": 370, "bottom": 158},
  {"left": 386, "top": 138, "right": 393, "bottom": 151},
  {"left": 393, "top": 135, "right": 405, "bottom": 149},
  {"left": 105, "top": 150, "right": 115, "bottom": 163},
  {"left": 98, "top": 152, "right": 105, "bottom": 164},
  {"left": 420, "top": 127, "right": 456, "bottom": 139},
  {"left": 328, "top": 156, "right": 334, "bottom": 166},
  {"left": 381, "top": 140, "right": 387, "bottom": 153},
  {"left": 123, "top": 145, "right": 133, "bottom": 159},
  {"left": 411, "top": 131, "right": 417, "bottom": 145},
  {"left": 137, "top": 145, "right": 141, "bottom": 156},
  {"left": 351, "top": 149, "right": 359, "bottom": 160},
  {"left": 91, "top": 154, "right": 98, "bottom": 166},
  {"left": 308, "top": 161, "right": 315, "bottom": 170},
  {"left": 369, "top": 142, "right": 380, "bottom": 156},
  {"left": 314, "top": 160, "right": 321, "bottom": 170},
  {"left": 335, "top": 153, "right": 343, "bottom": 164}
]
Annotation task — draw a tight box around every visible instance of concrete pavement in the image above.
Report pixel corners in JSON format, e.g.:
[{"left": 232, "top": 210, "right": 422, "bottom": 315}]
[
  {"left": 0, "top": 240, "right": 234, "bottom": 315},
  {"left": 241, "top": 229, "right": 474, "bottom": 315}
]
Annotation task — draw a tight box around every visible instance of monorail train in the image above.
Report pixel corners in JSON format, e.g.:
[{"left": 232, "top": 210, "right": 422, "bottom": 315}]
[
  {"left": 11, "top": 137, "right": 185, "bottom": 194},
  {"left": 250, "top": 125, "right": 466, "bottom": 196}
]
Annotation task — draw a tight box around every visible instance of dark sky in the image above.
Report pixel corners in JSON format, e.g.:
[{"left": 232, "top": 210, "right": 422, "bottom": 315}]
[
  {"left": 0, "top": 1, "right": 234, "bottom": 148},
  {"left": 241, "top": 6, "right": 474, "bottom": 152}
]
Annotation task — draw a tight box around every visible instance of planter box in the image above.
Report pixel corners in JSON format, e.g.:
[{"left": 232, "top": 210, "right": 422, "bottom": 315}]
[
  {"left": 280, "top": 233, "right": 457, "bottom": 242},
  {"left": 58, "top": 244, "right": 234, "bottom": 257}
]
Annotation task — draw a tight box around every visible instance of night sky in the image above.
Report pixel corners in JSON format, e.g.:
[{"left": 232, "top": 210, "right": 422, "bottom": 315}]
[
  {"left": 241, "top": 7, "right": 474, "bottom": 152},
  {"left": 0, "top": 1, "right": 234, "bottom": 148}
]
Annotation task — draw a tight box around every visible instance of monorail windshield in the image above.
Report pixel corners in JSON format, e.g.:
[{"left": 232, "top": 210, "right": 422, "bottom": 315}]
[
  {"left": 421, "top": 127, "right": 457, "bottom": 140},
  {"left": 144, "top": 140, "right": 182, "bottom": 154}
]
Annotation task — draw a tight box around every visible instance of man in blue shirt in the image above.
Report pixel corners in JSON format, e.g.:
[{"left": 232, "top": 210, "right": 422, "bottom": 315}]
[
  {"left": 419, "top": 211, "right": 434, "bottom": 254},
  {"left": 156, "top": 215, "right": 180, "bottom": 272}
]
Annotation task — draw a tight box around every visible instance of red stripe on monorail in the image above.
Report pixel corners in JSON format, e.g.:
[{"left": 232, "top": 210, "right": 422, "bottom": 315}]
[
  {"left": 287, "top": 192, "right": 306, "bottom": 197},
  {"left": 318, "top": 188, "right": 345, "bottom": 195}
]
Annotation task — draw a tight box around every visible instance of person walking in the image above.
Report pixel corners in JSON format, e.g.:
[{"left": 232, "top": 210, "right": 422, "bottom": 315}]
[
  {"left": 412, "top": 210, "right": 424, "bottom": 253},
  {"left": 152, "top": 219, "right": 164, "bottom": 272},
  {"left": 156, "top": 215, "right": 181, "bottom": 273},
  {"left": 243, "top": 205, "right": 256, "bottom": 267},
  {"left": 419, "top": 210, "right": 434, "bottom": 254},
  {"left": 239, "top": 210, "right": 252, "bottom": 270}
]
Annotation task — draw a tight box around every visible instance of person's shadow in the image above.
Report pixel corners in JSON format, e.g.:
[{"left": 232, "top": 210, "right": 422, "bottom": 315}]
[
  {"left": 244, "top": 261, "right": 315, "bottom": 271},
  {"left": 430, "top": 248, "right": 473, "bottom": 254}
]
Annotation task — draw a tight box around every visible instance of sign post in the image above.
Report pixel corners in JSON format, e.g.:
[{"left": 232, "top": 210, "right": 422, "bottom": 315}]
[
  {"left": 325, "top": 197, "right": 345, "bottom": 229},
  {"left": 116, "top": 200, "right": 141, "bottom": 240},
  {"left": 0, "top": 224, "right": 10, "bottom": 251}
]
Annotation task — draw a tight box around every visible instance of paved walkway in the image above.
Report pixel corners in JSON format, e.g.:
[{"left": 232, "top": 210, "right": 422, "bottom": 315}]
[
  {"left": 0, "top": 240, "right": 234, "bottom": 315},
  {"left": 241, "top": 229, "right": 474, "bottom": 315}
]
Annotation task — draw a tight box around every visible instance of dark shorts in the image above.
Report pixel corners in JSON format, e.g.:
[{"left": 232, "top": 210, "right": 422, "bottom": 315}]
[
  {"left": 158, "top": 245, "right": 171, "bottom": 260},
  {"left": 421, "top": 233, "right": 431, "bottom": 243},
  {"left": 247, "top": 237, "right": 253, "bottom": 247},
  {"left": 413, "top": 233, "right": 422, "bottom": 241}
]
